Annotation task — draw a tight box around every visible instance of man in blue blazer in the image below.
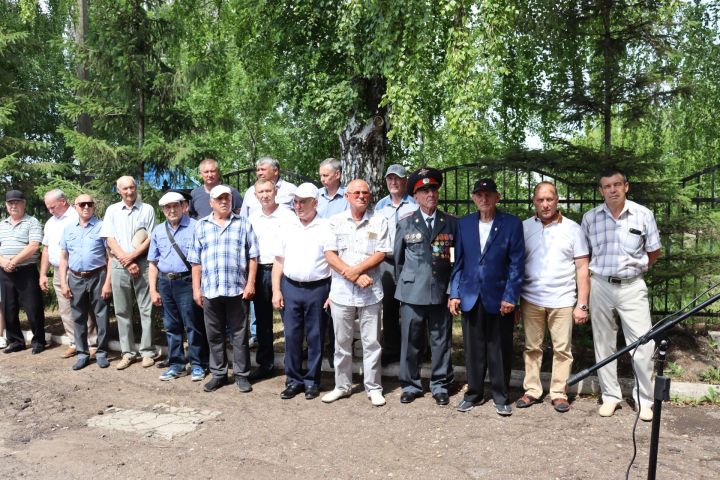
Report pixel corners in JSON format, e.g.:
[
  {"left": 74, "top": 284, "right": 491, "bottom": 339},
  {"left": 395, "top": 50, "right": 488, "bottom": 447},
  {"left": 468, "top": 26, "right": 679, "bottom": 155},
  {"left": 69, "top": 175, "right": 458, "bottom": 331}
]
[{"left": 449, "top": 179, "right": 525, "bottom": 416}]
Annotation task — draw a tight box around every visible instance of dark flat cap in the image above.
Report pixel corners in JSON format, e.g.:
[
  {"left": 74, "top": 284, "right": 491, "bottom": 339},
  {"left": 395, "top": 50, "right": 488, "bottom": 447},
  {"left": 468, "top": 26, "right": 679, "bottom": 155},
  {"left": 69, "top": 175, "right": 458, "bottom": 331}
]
[
  {"left": 407, "top": 167, "right": 443, "bottom": 195},
  {"left": 5, "top": 190, "right": 25, "bottom": 201},
  {"left": 472, "top": 178, "right": 498, "bottom": 193}
]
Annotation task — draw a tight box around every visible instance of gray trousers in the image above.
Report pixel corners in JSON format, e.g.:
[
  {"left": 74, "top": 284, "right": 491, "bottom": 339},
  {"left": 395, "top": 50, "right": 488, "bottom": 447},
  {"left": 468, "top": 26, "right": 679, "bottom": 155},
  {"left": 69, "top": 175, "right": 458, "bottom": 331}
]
[
  {"left": 111, "top": 258, "right": 154, "bottom": 358},
  {"left": 203, "top": 295, "right": 250, "bottom": 378},
  {"left": 68, "top": 271, "right": 109, "bottom": 360},
  {"left": 54, "top": 272, "right": 97, "bottom": 347},
  {"left": 330, "top": 301, "right": 382, "bottom": 394}
]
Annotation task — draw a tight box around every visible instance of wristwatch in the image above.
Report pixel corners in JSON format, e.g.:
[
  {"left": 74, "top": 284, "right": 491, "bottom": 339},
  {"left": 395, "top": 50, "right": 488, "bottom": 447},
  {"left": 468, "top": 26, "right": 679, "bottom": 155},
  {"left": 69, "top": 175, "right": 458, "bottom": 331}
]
[{"left": 577, "top": 304, "right": 589, "bottom": 311}]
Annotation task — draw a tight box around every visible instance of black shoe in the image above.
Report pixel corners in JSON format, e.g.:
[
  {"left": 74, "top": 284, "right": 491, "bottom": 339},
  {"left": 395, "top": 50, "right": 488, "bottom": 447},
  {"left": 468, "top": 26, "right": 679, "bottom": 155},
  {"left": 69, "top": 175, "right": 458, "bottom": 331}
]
[
  {"left": 495, "top": 403, "right": 513, "bottom": 416},
  {"left": 381, "top": 354, "right": 400, "bottom": 367},
  {"left": 203, "top": 375, "right": 228, "bottom": 392},
  {"left": 155, "top": 359, "right": 170, "bottom": 369},
  {"left": 235, "top": 376, "right": 252, "bottom": 393},
  {"left": 3, "top": 343, "right": 25, "bottom": 354},
  {"left": 305, "top": 385, "right": 320, "bottom": 400},
  {"left": 31, "top": 345, "right": 45, "bottom": 355},
  {"left": 280, "top": 383, "right": 305, "bottom": 399},
  {"left": 248, "top": 367, "right": 274, "bottom": 382},
  {"left": 400, "top": 391, "right": 422, "bottom": 404},
  {"left": 433, "top": 392, "right": 450, "bottom": 406},
  {"left": 456, "top": 399, "right": 477, "bottom": 412},
  {"left": 72, "top": 357, "right": 90, "bottom": 370}
]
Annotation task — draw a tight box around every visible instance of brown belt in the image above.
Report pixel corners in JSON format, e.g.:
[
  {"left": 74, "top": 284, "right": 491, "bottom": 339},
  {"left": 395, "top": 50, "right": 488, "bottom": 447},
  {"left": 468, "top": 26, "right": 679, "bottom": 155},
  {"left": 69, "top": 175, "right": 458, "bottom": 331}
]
[{"left": 70, "top": 266, "right": 105, "bottom": 278}]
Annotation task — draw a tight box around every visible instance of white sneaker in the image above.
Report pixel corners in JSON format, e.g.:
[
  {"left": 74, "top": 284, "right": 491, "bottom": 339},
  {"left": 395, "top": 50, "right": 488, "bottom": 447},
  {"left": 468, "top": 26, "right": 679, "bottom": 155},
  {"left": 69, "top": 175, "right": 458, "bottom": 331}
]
[
  {"left": 639, "top": 405, "right": 653, "bottom": 422},
  {"left": 368, "top": 390, "right": 386, "bottom": 407},
  {"left": 598, "top": 401, "right": 619, "bottom": 417},
  {"left": 321, "top": 388, "right": 351, "bottom": 403},
  {"left": 0, "top": 337, "right": 7, "bottom": 349}
]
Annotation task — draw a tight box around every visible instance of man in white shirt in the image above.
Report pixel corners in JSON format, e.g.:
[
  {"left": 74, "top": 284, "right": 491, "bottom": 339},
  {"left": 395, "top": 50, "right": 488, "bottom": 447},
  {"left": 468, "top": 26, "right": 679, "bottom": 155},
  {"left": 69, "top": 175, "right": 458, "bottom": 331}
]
[
  {"left": 272, "top": 183, "right": 331, "bottom": 400},
  {"left": 517, "top": 182, "right": 589, "bottom": 413},
  {"left": 581, "top": 168, "right": 661, "bottom": 421},
  {"left": 39, "top": 189, "right": 97, "bottom": 359},
  {"left": 100, "top": 176, "right": 156, "bottom": 370},
  {"left": 241, "top": 156, "right": 297, "bottom": 218},
  {"left": 322, "top": 179, "right": 391, "bottom": 407},
  {"left": 248, "top": 179, "right": 296, "bottom": 381}
]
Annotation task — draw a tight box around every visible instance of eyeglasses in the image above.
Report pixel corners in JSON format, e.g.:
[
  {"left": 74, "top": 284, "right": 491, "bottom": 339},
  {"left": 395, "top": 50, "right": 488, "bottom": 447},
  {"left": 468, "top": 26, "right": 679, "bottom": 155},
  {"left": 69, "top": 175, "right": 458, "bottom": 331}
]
[
  {"left": 76, "top": 202, "right": 95, "bottom": 208},
  {"left": 347, "top": 191, "right": 371, "bottom": 197}
]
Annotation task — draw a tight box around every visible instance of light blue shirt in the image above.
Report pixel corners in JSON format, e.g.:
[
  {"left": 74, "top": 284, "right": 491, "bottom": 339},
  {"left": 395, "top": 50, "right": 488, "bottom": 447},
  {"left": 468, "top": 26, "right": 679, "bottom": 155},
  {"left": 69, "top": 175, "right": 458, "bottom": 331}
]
[
  {"left": 374, "top": 194, "right": 417, "bottom": 222},
  {"left": 317, "top": 186, "right": 348, "bottom": 218},
  {"left": 59, "top": 217, "right": 107, "bottom": 272},
  {"left": 148, "top": 215, "right": 197, "bottom": 273}
]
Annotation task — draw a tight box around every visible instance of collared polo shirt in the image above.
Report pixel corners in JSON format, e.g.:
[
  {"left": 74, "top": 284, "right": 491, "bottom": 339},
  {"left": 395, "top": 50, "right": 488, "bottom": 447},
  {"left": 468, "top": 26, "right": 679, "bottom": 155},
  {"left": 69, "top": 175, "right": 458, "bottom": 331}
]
[
  {"left": 325, "top": 209, "right": 391, "bottom": 306},
  {"left": 99, "top": 199, "right": 155, "bottom": 252},
  {"left": 581, "top": 199, "right": 661, "bottom": 279},
  {"left": 42, "top": 207, "right": 79, "bottom": 267},
  {"left": 241, "top": 178, "right": 297, "bottom": 218},
  {"left": 274, "top": 214, "right": 331, "bottom": 282},
  {"left": 0, "top": 214, "right": 43, "bottom": 266},
  {"left": 317, "top": 186, "right": 348, "bottom": 218},
  {"left": 248, "top": 206, "right": 297, "bottom": 265},
  {"left": 148, "top": 215, "right": 197, "bottom": 273},
  {"left": 187, "top": 213, "right": 259, "bottom": 299},
  {"left": 59, "top": 216, "right": 107, "bottom": 272},
  {"left": 522, "top": 213, "right": 589, "bottom": 308}
]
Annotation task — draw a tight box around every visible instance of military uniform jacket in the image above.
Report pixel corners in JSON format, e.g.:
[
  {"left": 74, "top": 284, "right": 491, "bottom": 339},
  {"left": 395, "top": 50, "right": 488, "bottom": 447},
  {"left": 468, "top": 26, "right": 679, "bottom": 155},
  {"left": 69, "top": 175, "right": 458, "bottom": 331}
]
[{"left": 394, "top": 209, "right": 457, "bottom": 306}]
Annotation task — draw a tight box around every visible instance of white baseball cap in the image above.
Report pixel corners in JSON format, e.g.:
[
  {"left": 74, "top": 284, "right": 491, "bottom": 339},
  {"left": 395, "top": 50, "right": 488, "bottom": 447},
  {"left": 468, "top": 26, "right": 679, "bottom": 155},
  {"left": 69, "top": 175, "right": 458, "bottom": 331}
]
[
  {"left": 210, "top": 185, "right": 232, "bottom": 199},
  {"left": 158, "top": 191, "right": 186, "bottom": 206},
  {"left": 294, "top": 182, "right": 319, "bottom": 200}
]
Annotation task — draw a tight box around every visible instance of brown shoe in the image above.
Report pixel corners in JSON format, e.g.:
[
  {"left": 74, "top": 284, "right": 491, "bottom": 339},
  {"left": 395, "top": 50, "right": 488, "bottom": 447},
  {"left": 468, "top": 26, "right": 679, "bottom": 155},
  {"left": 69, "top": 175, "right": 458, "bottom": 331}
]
[
  {"left": 515, "top": 394, "right": 540, "bottom": 408},
  {"left": 116, "top": 356, "right": 134, "bottom": 370},
  {"left": 552, "top": 398, "right": 570, "bottom": 413},
  {"left": 61, "top": 346, "right": 77, "bottom": 358},
  {"left": 141, "top": 356, "right": 155, "bottom": 368}
]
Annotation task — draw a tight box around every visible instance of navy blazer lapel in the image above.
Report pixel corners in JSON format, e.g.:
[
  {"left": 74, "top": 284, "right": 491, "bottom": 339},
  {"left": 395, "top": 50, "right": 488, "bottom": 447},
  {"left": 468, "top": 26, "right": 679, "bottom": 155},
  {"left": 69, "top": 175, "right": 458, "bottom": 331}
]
[{"left": 479, "top": 213, "right": 502, "bottom": 260}]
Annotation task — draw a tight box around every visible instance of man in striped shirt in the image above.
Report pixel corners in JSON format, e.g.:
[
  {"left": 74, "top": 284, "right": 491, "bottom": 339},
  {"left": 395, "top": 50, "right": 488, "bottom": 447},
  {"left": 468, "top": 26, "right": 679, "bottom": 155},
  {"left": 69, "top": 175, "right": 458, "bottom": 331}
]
[
  {"left": 581, "top": 168, "right": 661, "bottom": 421},
  {"left": 0, "top": 190, "right": 45, "bottom": 354}
]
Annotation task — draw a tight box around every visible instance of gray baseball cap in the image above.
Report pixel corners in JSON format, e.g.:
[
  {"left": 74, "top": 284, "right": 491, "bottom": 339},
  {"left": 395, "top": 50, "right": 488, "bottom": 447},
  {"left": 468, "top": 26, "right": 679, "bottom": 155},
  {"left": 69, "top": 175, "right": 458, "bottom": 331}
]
[{"left": 385, "top": 164, "right": 408, "bottom": 178}]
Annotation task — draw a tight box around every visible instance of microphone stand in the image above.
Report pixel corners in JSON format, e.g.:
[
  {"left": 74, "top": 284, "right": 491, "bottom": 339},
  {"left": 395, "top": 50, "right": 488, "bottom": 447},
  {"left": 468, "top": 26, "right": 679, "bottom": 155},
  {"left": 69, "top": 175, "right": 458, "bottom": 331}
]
[{"left": 567, "top": 291, "right": 720, "bottom": 480}]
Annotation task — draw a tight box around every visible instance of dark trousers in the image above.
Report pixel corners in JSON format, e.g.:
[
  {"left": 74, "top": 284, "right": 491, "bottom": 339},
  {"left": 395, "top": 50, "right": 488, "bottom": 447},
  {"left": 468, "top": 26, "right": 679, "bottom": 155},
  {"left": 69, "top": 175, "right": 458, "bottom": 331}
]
[
  {"left": 281, "top": 276, "right": 330, "bottom": 388},
  {"left": 380, "top": 261, "right": 401, "bottom": 360},
  {"left": 462, "top": 299, "right": 514, "bottom": 405},
  {"left": 159, "top": 275, "right": 208, "bottom": 370},
  {"left": 253, "top": 267, "right": 275, "bottom": 371},
  {"left": 0, "top": 265, "right": 45, "bottom": 348},
  {"left": 68, "top": 270, "right": 109, "bottom": 359},
  {"left": 203, "top": 295, "right": 249, "bottom": 378},
  {"left": 399, "top": 302, "right": 454, "bottom": 395}
]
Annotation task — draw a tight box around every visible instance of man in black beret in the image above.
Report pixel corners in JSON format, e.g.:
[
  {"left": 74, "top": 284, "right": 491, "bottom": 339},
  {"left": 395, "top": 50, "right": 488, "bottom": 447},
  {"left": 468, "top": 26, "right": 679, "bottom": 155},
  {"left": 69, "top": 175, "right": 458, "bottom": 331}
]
[{"left": 394, "top": 168, "right": 457, "bottom": 406}]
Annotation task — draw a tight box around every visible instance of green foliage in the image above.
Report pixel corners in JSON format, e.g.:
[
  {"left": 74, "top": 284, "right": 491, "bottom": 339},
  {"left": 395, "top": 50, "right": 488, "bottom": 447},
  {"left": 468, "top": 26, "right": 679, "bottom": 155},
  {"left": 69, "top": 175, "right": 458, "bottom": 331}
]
[{"left": 699, "top": 366, "right": 720, "bottom": 384}]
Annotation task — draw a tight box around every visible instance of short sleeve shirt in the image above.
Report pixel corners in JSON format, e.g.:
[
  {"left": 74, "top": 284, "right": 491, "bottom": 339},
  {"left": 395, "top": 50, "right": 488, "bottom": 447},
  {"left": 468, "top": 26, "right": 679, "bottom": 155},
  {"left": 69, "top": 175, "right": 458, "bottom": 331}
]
[
  {"left": 0, "top": 215, "right": 43, "bottom": 266},
  {"left": 274, "top": 215, "right": 331, "bottom": 282},
  {"left": 581, "top": 199, "right": 661, "bottom": 278},
  {"left": 317, "top": 186, "right": 349, "bottom": 218},
  {"left": 187, "top": 213, "right": 259, "bottom": 299},
  {"left": 147, "top": 215, "right": 197, "bottom": 273},
  {"left": 60, "top": 217, "right": 107, "bottom": 272},
  {"left": 99, "top": 200, "right": 156, "bottom": 252},
  {"left": 42, "top": 207, "right": 79, "bottom": 267},
  {"left": 325, "top": 210, "right": 392, "bottom": 306},
  {"left": 189, "top": 185, "right": 243, "bottom": 218},
  {"left": 374, "top": 194, "right": 418, "bottom": 253},
  {"left": 241, "top": 179, "right": 297, "bottom": 218},
  {"left": 248, "top": 206, "right": 297, "bottom": 265},
  {"left": 522, "top": 214, "right": 589, "bottom": 308}
]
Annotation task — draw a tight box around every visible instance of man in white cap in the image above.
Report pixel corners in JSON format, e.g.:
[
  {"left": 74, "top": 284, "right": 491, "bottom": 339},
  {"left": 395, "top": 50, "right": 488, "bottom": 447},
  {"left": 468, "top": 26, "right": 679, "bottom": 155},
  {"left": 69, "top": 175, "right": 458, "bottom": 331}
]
[
  {"left": 374, "top": 164, "right": 417, "bottom": 365},
  {"left": 272, "top": 182, "right": 331, "bottom": 400},
  {"left": 149, "top": 191, "right": 209, "bottom": 382},
  {"left": 100, "top": 175, "right": 156, "bottom": 369},
  {"left": 188, "top": 184, "right": 259, "bottom": 393},
  {"left": 39, "top": 188, "right": 97, "bottom": 359},
  {"left": 189, "top": 158, "right": 243, "bottom": 218}
]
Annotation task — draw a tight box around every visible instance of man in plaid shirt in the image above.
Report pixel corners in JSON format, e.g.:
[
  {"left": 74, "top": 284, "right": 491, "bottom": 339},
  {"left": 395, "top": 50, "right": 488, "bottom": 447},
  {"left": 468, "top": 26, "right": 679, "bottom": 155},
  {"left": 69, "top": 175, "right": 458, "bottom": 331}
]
[
  {"left": 188, "top": 185, "right": 259, "bottom": 394},
  {"left": 581, "top": 168, "right": 661, "bottom": 421}
]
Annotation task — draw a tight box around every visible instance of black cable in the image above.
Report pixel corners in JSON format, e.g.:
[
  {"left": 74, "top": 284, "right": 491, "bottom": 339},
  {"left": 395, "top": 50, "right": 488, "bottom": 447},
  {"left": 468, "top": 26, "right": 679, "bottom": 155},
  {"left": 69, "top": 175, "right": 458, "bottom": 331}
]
[{"left": 625, "top": 347, "right": 643, "bottom": 480}]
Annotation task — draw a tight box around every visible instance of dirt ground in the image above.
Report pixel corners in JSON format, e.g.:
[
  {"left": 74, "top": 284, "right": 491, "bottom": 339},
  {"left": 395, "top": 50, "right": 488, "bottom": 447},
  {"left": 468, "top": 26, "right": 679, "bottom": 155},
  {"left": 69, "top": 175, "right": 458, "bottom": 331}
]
[{"left": 0, "top": 345, "right": 718, "bottom": 480}]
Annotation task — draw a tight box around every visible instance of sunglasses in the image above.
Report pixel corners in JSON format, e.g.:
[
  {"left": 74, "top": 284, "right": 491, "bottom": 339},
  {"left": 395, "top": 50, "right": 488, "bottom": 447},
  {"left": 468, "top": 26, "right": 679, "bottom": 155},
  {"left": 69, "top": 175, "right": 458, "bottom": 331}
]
[{"left": 76, "top": 202, "right": 95, "bottom": 208}]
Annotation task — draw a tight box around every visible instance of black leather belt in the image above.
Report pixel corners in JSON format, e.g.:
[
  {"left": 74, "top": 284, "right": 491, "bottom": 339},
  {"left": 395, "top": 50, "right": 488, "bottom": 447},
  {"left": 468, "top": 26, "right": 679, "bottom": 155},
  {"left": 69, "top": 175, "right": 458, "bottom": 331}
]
[
  {"left": 284, "top": 276, "right": 331, "bottom": 288},
  {"left": 70, "top": 266, "right": 105, "bottom": 278},
  {"left": 259, "top": 264, "right": 274, "bottom": 270},
  {"left": 606, "top": 275, "right": 639, "bottom": 285},
  {"left": 161, "top": 271, "right": 191, "bottom": 280}
]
